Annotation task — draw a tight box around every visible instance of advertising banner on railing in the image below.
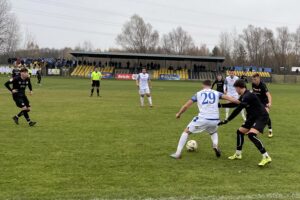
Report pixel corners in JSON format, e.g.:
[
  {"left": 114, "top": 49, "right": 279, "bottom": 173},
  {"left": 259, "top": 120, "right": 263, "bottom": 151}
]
[
  {"left": 48, "top": 69, "right": 61, "bottom": 75},
  {"left": 159, "top": 74, "right": 180, "bottom": 80},
  {"left": 115, "top": 74, "right": 138, "bottom": 80},
  {"left": 102, "top": 72, "right": 113, "bottom": 79}
]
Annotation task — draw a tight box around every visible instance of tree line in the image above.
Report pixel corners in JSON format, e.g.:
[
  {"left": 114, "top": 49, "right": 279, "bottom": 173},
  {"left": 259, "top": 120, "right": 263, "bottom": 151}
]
[
  {"left": 0, "top": 0, "right": 299, "bottom": 72},
  {"left": 116, "top": 15, "right": 300, "bottom": 72}
]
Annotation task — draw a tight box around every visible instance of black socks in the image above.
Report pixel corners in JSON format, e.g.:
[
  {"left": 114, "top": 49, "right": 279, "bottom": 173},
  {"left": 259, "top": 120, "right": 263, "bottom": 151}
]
[
  {"left": 248, "top": 132, "right": 266, "bottom": 154},
  {"left": 236, "top": 130, "right": 244, "bottom": 151},
  {"left": 17, "top": 111, "right": 24, "bottom": 117}
]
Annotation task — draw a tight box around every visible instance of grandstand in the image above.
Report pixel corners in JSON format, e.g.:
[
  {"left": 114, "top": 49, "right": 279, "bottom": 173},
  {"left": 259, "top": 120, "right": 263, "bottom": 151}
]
[
  {"left": 70, "top": 52, "right": 225, "bottom": 80},
  {"left": 2, "top": 54, "right": 273, "bottom": 82}
]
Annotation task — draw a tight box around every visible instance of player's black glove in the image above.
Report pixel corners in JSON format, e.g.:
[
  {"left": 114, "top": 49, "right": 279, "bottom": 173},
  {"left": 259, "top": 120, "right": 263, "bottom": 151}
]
[{"left": 218, "top": 120, "right": 228, "bottom": 126}]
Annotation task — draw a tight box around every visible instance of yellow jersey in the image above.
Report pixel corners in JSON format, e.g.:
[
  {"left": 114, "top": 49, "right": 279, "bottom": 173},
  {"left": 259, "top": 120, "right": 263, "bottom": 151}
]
[{"left": 91, "top": 71, "right": 102, "bottom": 81}]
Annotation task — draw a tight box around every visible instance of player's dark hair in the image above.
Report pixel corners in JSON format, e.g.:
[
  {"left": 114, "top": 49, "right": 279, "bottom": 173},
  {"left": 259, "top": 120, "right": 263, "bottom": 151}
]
[
  {"left": 229, "top": 68, "right": 234, "bottom": 71},
  {"left": 252, "top": 73, "right": 260, "bottom": 78},
  {"left": 233, "top": 79, "right": 246, "bottom": 88},
  {"left": 20, "top": 67, "right": 28, "bottom": 73},
  {"left": 202, "top": 80, "right": 212, "bottom": 86}
]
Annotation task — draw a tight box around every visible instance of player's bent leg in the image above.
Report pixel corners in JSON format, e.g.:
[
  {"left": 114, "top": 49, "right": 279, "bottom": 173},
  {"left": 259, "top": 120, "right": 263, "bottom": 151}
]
[
  {"left": 241, "top": 109, "right": 246, "bottom": 121},
  {"left": 13, "top": 109, "right": 26, "bottom": 125},
  {"left": 228, "top": 127, "right": 248, "bottom": 160},
  {"left": 170, "top": 128, "right": 192, "bottom": 159},
  {"left": 210, "top": 132, "right": 221, "bottom": 157},
  {"left": 12, "top": 114, "right": 20, "bottom": 125},
  {"left": 265, "top": 107, "right": 273, "bottom": 138},
  {"left": 247, "top": 128, "right": 271, "bottom": 166},
  {"left": 21, "top": 106, "right": 36, "bottom": 127},
  {"left": 21, "top": 106, "right": 28, "bottom": 111},
  {"left": 225, "top": 108, "right": 230, "bottom": 119},
  {"left": 267, "top": 118, "right": 273, "bottom": 138}
]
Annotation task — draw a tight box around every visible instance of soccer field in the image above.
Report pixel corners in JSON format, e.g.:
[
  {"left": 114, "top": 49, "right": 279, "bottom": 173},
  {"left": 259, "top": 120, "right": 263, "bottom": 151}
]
[{"left": 0, "top": 77, "right": 299, "bottom": 200}]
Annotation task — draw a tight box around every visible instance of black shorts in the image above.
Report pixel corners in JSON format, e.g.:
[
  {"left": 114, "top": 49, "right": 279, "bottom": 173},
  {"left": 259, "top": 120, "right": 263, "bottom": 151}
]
[
  {"left": 241, "top": 115, "right": 269, "bottom": 133},
  {"left": 92, "top": 80, "right": 100, "bottom": 87},
  {"left": 13, "top": 94, "right": 30, "bottom": 108}
]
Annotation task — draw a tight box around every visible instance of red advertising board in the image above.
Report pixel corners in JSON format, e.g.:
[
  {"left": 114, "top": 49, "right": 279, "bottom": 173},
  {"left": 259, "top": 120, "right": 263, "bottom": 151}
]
[{"left": 115, "top": 74, "right": 138, "bottom": 80}]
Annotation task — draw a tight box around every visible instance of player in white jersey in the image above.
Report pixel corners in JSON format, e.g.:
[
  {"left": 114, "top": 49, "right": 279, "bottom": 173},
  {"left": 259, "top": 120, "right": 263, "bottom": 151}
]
[
  {"left": 136, "top": 68, "right": 153, "bottom": 107},
  {"left": 224, "top": 70, "right": 246, "bottom": 121},
  {"left": 170, "top": 80, "right": 239, "bottom": 159}
]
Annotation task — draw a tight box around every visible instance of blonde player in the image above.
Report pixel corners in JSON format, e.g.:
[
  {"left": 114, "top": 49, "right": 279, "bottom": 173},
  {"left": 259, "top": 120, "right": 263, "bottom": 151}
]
[
  {"left": 224, "top": 69, "right": 246, "bottom": 121},
  {"left": 136, "top": 68, "right": 153, "bottom": 107},
  {"left": 170, "top": 80, "right": 239, "bottom": 159}
]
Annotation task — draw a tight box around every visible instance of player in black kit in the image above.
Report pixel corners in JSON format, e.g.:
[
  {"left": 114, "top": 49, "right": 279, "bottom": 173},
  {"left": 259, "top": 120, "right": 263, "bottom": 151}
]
[
  {"left": 212, "top": 74, "right": 224, "bottom": 93},
  {"left": 240, "top": 72, "right": 248, "bottom": 83},
  {"left": 36, "top": 68, "right": 42, "bottom": 85},
  {"left": 4, "top": 68, "right": 37, "bottom": 126},
  {"left": 11, "top": 64, "right": 20, "bottom": 78},
  {"left": 218, "top": 79, "right": 272, "bottom": 166},
  {"left": 252, "top": 73, "right": 273, "bottom": 138}
]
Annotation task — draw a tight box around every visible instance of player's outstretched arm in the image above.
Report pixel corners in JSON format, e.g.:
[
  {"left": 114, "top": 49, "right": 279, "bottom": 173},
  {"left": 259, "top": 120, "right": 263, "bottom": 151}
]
[
  {"left": 218, "top": 94, "right": 240, "bottom": 108},
  {"left": 176, "top": 100, "right": 193, "bottom": 119},
  {"left": 218, "top": 103, "right": 246, "bottom": 126},
  {"left": 222, "top": 94, "right": 240, "bottom": 104}
]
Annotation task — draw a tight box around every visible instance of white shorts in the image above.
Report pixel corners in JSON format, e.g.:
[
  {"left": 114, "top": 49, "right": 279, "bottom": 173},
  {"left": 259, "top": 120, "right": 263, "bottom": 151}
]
[
  {"left": 139, "top": 88, "right": 150, "bottom": 95},
  {"left": 187, "top": 116, "right": 219, "bottom": 134}
]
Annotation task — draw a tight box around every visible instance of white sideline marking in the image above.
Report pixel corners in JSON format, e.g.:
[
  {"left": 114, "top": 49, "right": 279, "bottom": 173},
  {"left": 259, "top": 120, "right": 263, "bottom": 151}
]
[{"left": 91, "top": 192, "right": 300, "bottom": 200}]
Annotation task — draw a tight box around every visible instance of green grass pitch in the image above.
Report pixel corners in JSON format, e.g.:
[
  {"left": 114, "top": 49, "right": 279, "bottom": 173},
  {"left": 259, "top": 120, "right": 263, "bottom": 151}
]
[{"left": 0, "top": 76, "right": 299, "bottom": 200}]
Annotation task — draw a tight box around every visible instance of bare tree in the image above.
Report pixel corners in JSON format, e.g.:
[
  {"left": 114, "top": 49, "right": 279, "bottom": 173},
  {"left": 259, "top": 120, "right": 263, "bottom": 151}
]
[
  {"left": 162, "top": 26, "right": 195, "bottom": 55},
  {"left": 232, "top": 37, "right": 247, "bottom": 66},
  {"left": 276, "top": 27, "right": 292, "bottom": 67},
  {"left": 211, "top": 46, "right": 221, "bottom": 56},
  {"left": 241, "top": 25, "right": 267, "bottom": 66},
  {"left": 265, "top": 27, "right": 292, "bottom": 69},
  {"left": 74, "top": 40, "right": 94, "bottom": 52},
  {"left": 82, "top": 40, "right": 94, "bottom": 52},
  {"left": 24, "top": 31, "right": 39, "bottom": 50},
  {"left": 116, "top": 14, "right": 159, "bottom": 53},
  {"left": 292, "top": 26, "right": 300, "bottom": 66},
  {"left": 0, "top": 0, "right": 20, "bottom": 55},
  {"left": 5, "top": 15, "right": 20, "bottom": 55},
  {"left": 218, "top": 32, "right": 232, "bottom": 56},
  {"left": 218, "top": 32, "right": 233, "bottom": 65},
  {"left": 187, "top": 44, "right": 210, "bottom": 56}
]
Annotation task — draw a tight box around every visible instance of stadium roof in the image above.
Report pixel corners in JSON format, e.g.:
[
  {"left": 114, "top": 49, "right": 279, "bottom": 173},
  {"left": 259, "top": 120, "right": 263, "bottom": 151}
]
[{"left": 70, "top": 51, "right": 225, "bottom": 63}]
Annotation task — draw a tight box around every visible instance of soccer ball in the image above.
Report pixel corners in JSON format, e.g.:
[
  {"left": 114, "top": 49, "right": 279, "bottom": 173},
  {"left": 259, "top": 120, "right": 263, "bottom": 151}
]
[{"left": 186, "top": 140, "right": 198, "bottom": 152}]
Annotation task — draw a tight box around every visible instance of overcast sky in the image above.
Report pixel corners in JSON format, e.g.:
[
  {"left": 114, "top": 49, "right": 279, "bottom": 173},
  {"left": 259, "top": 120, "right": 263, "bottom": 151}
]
[{"left": 10, "top": 0, "right": 300, "bottom": 50}]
